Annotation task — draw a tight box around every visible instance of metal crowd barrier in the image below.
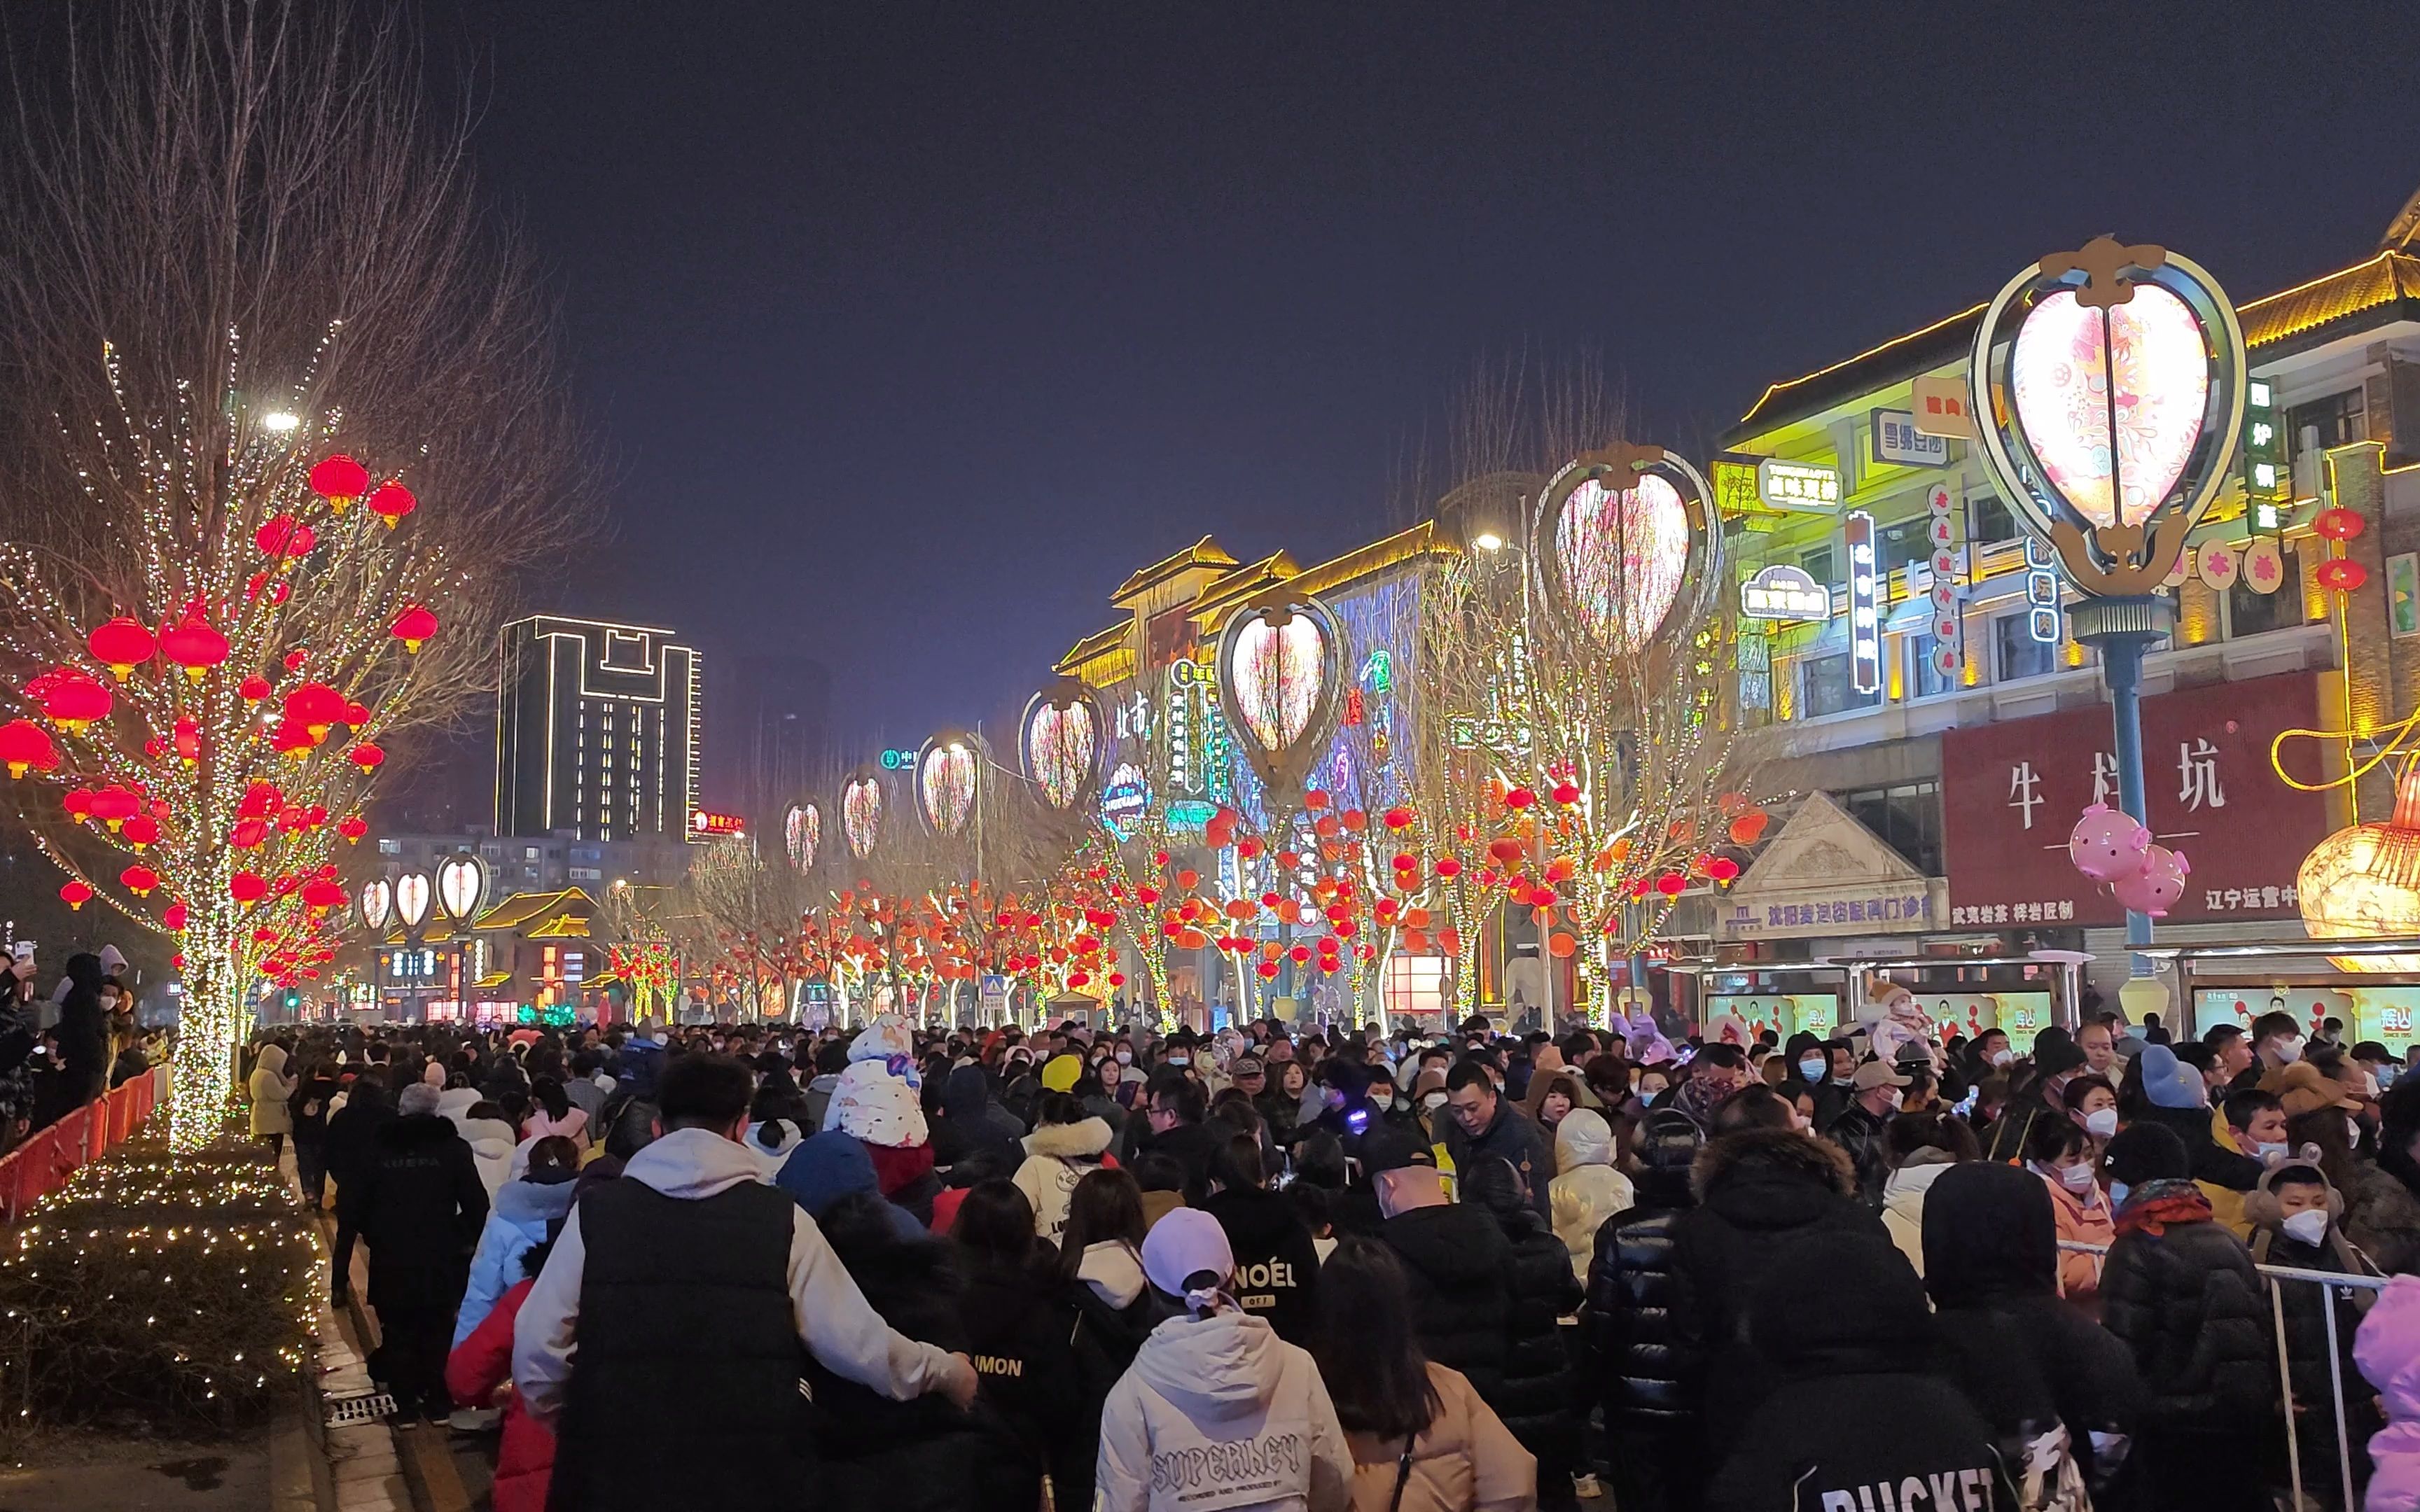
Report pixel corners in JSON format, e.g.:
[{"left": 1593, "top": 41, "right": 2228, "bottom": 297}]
[{"left": 2061, "top": 1238, "right": 2386, "bottom": 1510}]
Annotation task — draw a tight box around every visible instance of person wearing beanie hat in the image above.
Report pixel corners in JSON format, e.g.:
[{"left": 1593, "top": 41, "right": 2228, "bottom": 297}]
[
  {"left": 2127, "top": 1043, "right": 2265, "bottom": 1239},
  {"left": 2098, "top": 1120, "right": 2272, "bottom": 1511},
  {"left": 1038, "top": 1051, "right": 1083, "bottom": 1095},
  {"left": 1984, "top": 1035, "right": 2091, "bottom": 1162},
  {"left": 1704, "top": 1231, "right": 2020, "bottom": 1512},
  {"left": 1095, "top": 1206, "right": 1353, "bottom": 1511}
]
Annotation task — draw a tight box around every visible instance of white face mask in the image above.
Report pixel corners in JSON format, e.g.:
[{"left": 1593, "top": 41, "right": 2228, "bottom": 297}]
[
  {"left": 2085, "top": 1107, "right": 2120, "bottom": 1138},
  {"left": 2276, "top": 1037, "right": 2304, "bottom": 1064},
  {"left": 2057, "top": 1161, "right": 2097, "bottom": 1195},
  {"left": 2281, "top": 1209, "right": 2330, "bottom": 1247},
  {"left": 2254, "top": 1140, "right": 2288, "bottom": 1163},
  {"left": 2107, "top": 1180, "right": 2130, "bottom": 1208},
  {"left": 1797, "top": 1057, "right": 1826, "bottom": 1082},
  {"left": 1165, "top": 1054, "right": 1188, "bottom": 1068},
  {"left": 1989, "top": 1049, "right": 2013, "bottom": 1068}
]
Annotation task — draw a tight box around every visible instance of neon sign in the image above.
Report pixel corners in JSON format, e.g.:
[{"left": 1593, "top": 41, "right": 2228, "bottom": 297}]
[
  {"left": 1739, "top": 564, "right": 1830, "bottom": 621},
  {"left": 1845, "top": 510, "right": 1881, "bottom": 695},
  {"left": 1756, "top": 458, "right": 1842, "bottom": 513},
  {"left": 689, "top": 810, "right": 746, "bottom": 836}
]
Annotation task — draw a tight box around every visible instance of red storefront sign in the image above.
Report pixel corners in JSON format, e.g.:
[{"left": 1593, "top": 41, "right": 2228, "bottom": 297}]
[{"left": 1940, "top": 671, "right": 2330, "bottom": 928}]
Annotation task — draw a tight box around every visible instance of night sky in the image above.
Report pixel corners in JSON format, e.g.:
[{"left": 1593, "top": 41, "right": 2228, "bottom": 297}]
[{"left": 425, "top": 1, "right": 2420, "bottom": 776}]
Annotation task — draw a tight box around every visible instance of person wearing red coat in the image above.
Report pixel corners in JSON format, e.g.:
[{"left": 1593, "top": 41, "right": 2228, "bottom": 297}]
[{"left": 446, "top": 1275, "right": 555, "bottom": 1512}]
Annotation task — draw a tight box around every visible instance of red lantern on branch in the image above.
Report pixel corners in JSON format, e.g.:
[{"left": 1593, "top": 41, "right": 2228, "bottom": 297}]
[
  {"left": 38, "top": 668, "right": 111, "bottom": 731},
  {"left": 366, "top": 481, "right": 417, "bottom": 529},
  {"left": 60, "top": 880, "right": 91, "bottom": 911},
  {"left": 0, "top": 719, "right": 55, "bottom": 778},
  {"left": 283, "top": 682, "right": 344, "bottom": 739},
  {"left": 239, "top": 673, "right": 272, "bottom": 701},
  {"left": 120, "top": 814, "right": 160, "bottom": 849},
  {"left": 391, "top": 605, "right": 439, "bottom": 652},
  {"left": 120, "top": 864, "right": 159, "bottom": 897},
  {"left": 230, "top": 872, "right": 267, "bottom": 906},
  {"left": 338, "top": 814, "right": 368, "bottom": 844},
  {"left": 87, "top": 617, "right": 155, "bottom": 680},
  {"left": 160, "top": 617, "right": 230, "bottom": 681},
  {"left": 256, "top": 514, "right": 316, "bottom": 560},
  {"left": 349, "top": 742, "right": 385, "bottom": 771},
  {"left": 310, "top": 454, "right": 370, "bottom": 510}
]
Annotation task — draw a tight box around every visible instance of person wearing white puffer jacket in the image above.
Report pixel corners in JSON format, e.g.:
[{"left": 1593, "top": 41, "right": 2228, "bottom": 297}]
[
  {"left": 1548, "top": 1110, "right": 1634, "bottom": 1282},
  {"left": 1094, "top": 1208, "right": 1354, "bottom": 1512}
]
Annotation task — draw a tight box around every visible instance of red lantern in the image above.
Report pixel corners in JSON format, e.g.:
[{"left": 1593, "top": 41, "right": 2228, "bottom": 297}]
[
  {"left": 2318, "top": 557, "right": 2369, "bottom": 594},
  {"left": 366, "top": 480, "right": 417, "bottom": 529},
  {"left": 230, "top": 817, "right": 267, "bottom": 848},
  {"left": 1435, "top": 856, "right": 1462, "bottom": 880},
  {"left": 349, "top": 741, "right": 386, "bottom": 771},
  {"left": 339, "top": 814, "right": 368, "bottom": 844},
  {"left": 283, "top": 682, "right": 344, "bottom": 738},
  {"left": 1707, "top": 855, "right": 1742, "bottom": 883},
  {"left": 302, "top": 879, "right": 346, "bottom": 911},
  {"left": 120, "top": 813, "right": 160, "bottom": 849},
  {"left": 272, "top": 721, "right": 315, "bottom": 760},
  {"left": 119, "top": 864, "right": 159, "bottom": 897},
  {"left": 1727, "top": 811, "right": 1770, "bottom": 846},
  {"left": 162, "top": 901, "right": 187, "bottom": 932},
  {"left": 1505, "top": 787, "right": 1536, "bottom": 811},
  {"left": 88, "top": 785, "right": 138, "bottom": 830},
  {"left": 2314, "top": 507, "right": 2367, "bottom": 542},
  {"left": 159, "top": 617, "right": 230, "bottom": 681},
  {"left": 0, "top": 719, "right": 55, "bottom": 778},
  {"left": 60, "top": 880, "right": 92, "bottom": 911},
  {"left": 87, "top": 617, "right": 156, "bottom": 680},
  {"left": 39, "top": 669, "right": 111, "bottom": 731},
  {"left": 310, "top": 454, "right": 370, "bottom": 509},
  {"left": 256, "top": 514, "right": 316, "bottom": 559},
  {"left": 391, "top": 605, "right": 439, "bottom": 652},
  {"left": 1382, "top": 806, "right": 1413, "bottom": 831},
  {"left": 1552, "top": 782, "right": 1581, "bottom": 806},
  {"left": 1655, "top": 871, "right": 1688, "bottom": 897},
  {"left": 1487, "top": 836, "right": 1524, "bottom": 864},
  {"left": 230, "top": 872, "right": 266, "bottom": 905},
  {"left": 239, "top": 673, "right": 272, "bottom": 701}
]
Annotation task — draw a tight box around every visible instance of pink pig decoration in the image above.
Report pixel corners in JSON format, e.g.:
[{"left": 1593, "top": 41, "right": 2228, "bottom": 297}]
[
  {"left": 2111, "top": 844, "right": 2191, "bottom": 917},
  {"left": 2068, "top": 803, "right": 2152, "bottom": 883}
]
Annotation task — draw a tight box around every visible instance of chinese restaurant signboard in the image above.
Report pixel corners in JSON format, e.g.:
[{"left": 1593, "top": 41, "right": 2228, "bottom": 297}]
[{"left": 1940, "top": 673, "right": 2328, "bottom": 928}]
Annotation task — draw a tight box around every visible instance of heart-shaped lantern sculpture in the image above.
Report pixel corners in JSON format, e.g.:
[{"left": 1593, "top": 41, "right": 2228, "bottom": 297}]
[
  {"left": 1022, "top": 678, "right": 1104, "bottom": 813},
  {"left": 785, "top": 802, "right": 821, "bottom": 872},
  {"left": 1216, "top": 593, "right": 1346, "bottom": 811},
  {"left": 357, "top": 877, "right": 393, "bottom": 934},
  {"left": 1970, "top": 237, "right": 2245, "bottom": 598},
  {"left": 1530, "top": 444, "right": 1720, "bottom": 657},
  {"left": 918, "top": 732, "right": 982, "bottom": 839},
  {"left": 841, "top": 769, "right": 882, "bottom": 861}
]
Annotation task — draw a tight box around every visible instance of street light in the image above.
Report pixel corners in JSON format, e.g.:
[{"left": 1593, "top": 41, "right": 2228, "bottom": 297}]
[
  {"left": 1968, "top": 236, "right": 2246, "bottom": 996},
  {"left": 1470, "top": 531, "right": 1505, "bottom": 552}
]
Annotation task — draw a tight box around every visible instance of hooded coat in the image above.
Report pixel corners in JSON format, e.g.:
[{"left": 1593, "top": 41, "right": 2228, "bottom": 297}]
[
  {"left": 2356, "top": 1272, "right": 2420, "bottom": 1512},
  {"left": 773, "top": 1130, "right": 928, "bottom": 1242},
  {"left": 453, "top": 1112, "right": 517, "bottom": 1199},
  {"left": 2097, "top": 1179, "right": 2274, "bottom": 1432},
  {"left": 1548, "top": 1110, "right": 1634, "bottom": 1282},
  {"left": 1379, "top": 1198, "right": 1514, "bottom": 1400},
  {"left": 1200, "top": 1183, "right": 1322, "bottom": 1346},
  {"left": 247, "top": 1042, "right": 295, "bottom": 1138},
  {"left": 1920, "top": 1163, "right": 2145, "bottom": 1502},
  {"left": 1704, "top": 1232, "right": 2019, "bottom": 1512},
  {"left": 1093, "top": 1308, "right": 1354, "bottom": 1512},
  {"left": 1582, "top": 1105, "right": 1703, "bottom": 1512},
  {"left": 353, "top": 1112, "right": 488, "bottom": 1312},
  {"left": 1877, "top": 1148, "right": 1959, "bottom": 1278},
  {"left": 1061, "top": 1241, "right": 1173, "bottom": 1511},
  {"left": 1667, "top": 1127, "right": 1889, "bottom": 1448},
  {"left": 931, "top": 1064, "right": 1024, "bottom": 1172},
  {"left": 1013, "top": 1116, "right": 1115, "bottom": 1245},
  {"left": 454, "top": 1171, "right": 579, "bottom": 1348}
]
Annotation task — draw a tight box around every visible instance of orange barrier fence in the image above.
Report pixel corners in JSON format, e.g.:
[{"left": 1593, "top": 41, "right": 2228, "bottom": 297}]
[{"left": 0, "top": 1063, "right": 169, "bottom": 1222}]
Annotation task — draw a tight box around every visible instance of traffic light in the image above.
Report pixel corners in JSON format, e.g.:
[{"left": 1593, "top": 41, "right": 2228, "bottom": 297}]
[{"left": 281, "top": 987, "right": 300, "bottom": 1011}]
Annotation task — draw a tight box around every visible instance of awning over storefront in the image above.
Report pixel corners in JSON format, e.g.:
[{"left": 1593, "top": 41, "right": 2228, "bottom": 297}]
[{"left": 1716, "top": 792, "right": 1944, "bottom": 942}]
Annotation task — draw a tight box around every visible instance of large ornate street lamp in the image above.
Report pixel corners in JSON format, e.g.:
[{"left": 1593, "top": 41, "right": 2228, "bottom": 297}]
[
  {"left": 1022, "top": 677, "right": 1106, "bottom": 815},
  {"left": 840, "top": 767, "right": 883, "bottom": 862},
  {"left": 391, "top": 868, "right": 433, "bottom": 1022},
  {"left": 1529, "top": 442, "right": 1725, "bottom": 659},
  {"left": 1968, "top": 237, "right": 2248, "bottom": 967},
  {"left": 917, "top": 729, "right": 984, "bottom": 839}
]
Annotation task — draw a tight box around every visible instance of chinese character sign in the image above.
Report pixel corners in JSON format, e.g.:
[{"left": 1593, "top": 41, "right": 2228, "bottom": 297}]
[
  {"left": 1846, "top": 510, "right": 1881, "bottom": 694},
  {"left": 1940, "top": 672, "right": 2328, "bottom": 926}
]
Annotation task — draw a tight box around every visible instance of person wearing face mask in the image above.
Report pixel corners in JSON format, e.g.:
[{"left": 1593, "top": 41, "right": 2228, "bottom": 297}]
[
  {"left": 1823, "top": 1059, "right": 1907, "bottom": 1206},
  {"left": 2244, "top": 1162, "right": 2382, "bottom": 1506},
  {"left": 1984, "top": 1033, "right": 2089, "bottom": 1163},
  {"left": 2023, "top": 1118, "right": 2114, "bottom": 1311},
  {"left": 2234, "top": 1008, "right": 2304, "bottom": 1095},
  {"left": 2125, "top": 1044, "right": 2265, "bottom": 1241},
  {"left": 2061, "top": 1073, "right": 2121, "bottom": 1154}
]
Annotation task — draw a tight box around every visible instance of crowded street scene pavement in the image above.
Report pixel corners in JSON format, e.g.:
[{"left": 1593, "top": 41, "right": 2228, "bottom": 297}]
[{"left": 11, "top": 4, "right": 2420, "bottom": 1512}]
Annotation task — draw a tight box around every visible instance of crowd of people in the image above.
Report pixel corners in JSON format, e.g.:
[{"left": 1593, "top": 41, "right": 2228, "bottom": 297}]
[
  {"left": 0, "top": 939, "right": 169, "bottom": 1154},
  {"left": 231, "top": 991, "right": 2420, "bottom": 1512}
]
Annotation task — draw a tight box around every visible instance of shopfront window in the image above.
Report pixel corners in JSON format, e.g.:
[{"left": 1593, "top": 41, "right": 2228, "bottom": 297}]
[
  {"left": 1970, "top": 491, "right": 2019, "bottom": 545},
  {"left": 1842, "top": 781, "right": 1942, "bottom": 874},
  {"left": 1994, "top": 615, "right": 2057, "bottom": 682},
  {"left": 1907, "top": 634, "right": 1956, "bottom": 699},
  {"left": 2225, "top": 573, "right": 2290, "bottom": 639},
  {"left": 2287, "top": 389, "right": 2365, "bottom": 460},
  {"left": 1801, "top": 652, "right": 1880, "bottom": 718}
]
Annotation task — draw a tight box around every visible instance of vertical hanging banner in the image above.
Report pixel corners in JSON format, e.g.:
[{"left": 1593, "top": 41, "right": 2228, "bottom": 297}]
[
  {"left": 1925, "top": 483, "right": 1962, "bottom": 679},
  {"left": 2024, "top": 537, "right": 2063, "bottom": 643},
  {"left": 1845, "top": 510, "right": 1881, "bottom": 694}
]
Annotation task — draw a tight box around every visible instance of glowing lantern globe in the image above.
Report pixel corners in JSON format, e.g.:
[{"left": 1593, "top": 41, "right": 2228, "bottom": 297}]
[
  {"left": 160, "top": 617, "right": 230, "bottom": 680},
  {"left": 366, "top": 481, "right": 417, "bottom": 528},
  {"left": 284, "top": 682, "right": 344, "bottom": 738},
  {"left": 842, "top": 771, "right": 882, "bottom": 861},
  {"left": 784, "top": 803, "right": 820, "bottom": 872},
  {"left": 358, "top": 878, "right": 394, "bottom": 933},
  {"left": 310, "top": 454, "right": 370, "bottom": 510},
  {"left": 1021, "top": 679, "right": 1103, "bottom": 812},
  {"left": 2299, "top": 763, "right": 2420, "bottom": 972},
  {"left": 0, "top": 720, "right": 56, "bottom": 778},
  {"left": 394, "top": 871, "right": 433, "bottom": 931},
  {"left": 1215, "top": 594, "right": 1347, "bottom": 809},
  {"left": 40, "top": 669, "right": 112, "bottom": 731},
  {"left": 919, "top": 733, "right": 980, "bottom": 837},
  {"left": 1534, "top": 444, "right": 1719, "bottom": 655},
  {"left": 230, "top": 872, "right": 267, "bottom": 906},
  {"left": 391, "top": 605, "right": 438, "bottom": 652},
  {"left": 436, "top": 853, "right": 487, "bottom": 924},
  {"left": 87, "top": 617, "right": 156, "bottom": 680}
]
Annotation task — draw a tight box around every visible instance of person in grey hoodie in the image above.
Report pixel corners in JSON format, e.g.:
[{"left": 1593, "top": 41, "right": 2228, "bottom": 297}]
[{"left": 1094, "top": 1207, "right": 1353, "bottom": 1512}]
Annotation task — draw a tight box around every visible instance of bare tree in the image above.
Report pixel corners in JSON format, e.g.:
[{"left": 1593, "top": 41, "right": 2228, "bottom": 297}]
[{"left": 0, "top": 1, "right": 583, "bottom": 1140}]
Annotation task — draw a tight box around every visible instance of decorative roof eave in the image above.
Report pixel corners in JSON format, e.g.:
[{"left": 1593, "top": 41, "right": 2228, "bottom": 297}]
[
  {"left": 1109, "top": 536, "right": 1240, "bottom": 603},
  {"left": 1285, "top": 521, "right": 1449, "bottom": 601},
  {"left": 1724, "top": 248, "right": 2420, "bottom": 449},
  {"left": 469, "top": 887, "right": 598, "bottom": 932},
  {"left": 1052, "top": 622, "right": 1128, "bottom": 676},
  {"left": 1185, "top": 552, "right": 1302, "bottom": 632}
]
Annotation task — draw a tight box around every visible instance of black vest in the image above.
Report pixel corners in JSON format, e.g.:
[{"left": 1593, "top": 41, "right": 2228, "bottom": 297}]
[{"left": 550, "top": 1178, "right": 820, "bottom": 1512}]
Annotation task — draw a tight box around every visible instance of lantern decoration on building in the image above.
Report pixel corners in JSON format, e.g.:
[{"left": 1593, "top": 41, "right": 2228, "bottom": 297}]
[
  {"left": 918, "top": 731, "right": 982, "bottom": 839},
  {"left": 160, "top": 614, "right": 230, "bottom": 680},
  {"left": 842, "top": 769, "right": 883, "bottom": 861},
  {"left": 309, "top": 454, "right": 370, "bottom": 511},
  {"left": 366, "top": 480, "right": 418, "bottom": 529},
  {"left": 394, "top": 870, "right": 433, "bottom": 932},
  {"left": 1968, "top": 237, "right": 2246, "bottom": 601},
  {"left": 389, "top": 604, "right": 439, "bottom": 652},
  {"left": 436, "top": 852, "right": 487, "bottom": 925},
  {"left": 784, "top": 802, "right": 820, "bottom": 872},
  {"left": 1215, "top": 591, "right": 1347, "bottom": 811},
  {"left": 1531, "top": 442, "right": 1723, "bottom": 655},
  {"left": 358, "top": 877, "right": 394, "bottom": 934},
  {"left": 2298, "top": 760, "right": 2420, "bottom": 972},
  {"left": 1021, "top": 677, "right": 1104, "bottom": 813},
  {"left": 0, "top": 719, "right": 56, "bottom": 778},
  {"left": 2317, "top": 557, "right": 2370, "bottom": 595},
  {"left": 86, "top": 617, "right": 156, "bottom": 680}
]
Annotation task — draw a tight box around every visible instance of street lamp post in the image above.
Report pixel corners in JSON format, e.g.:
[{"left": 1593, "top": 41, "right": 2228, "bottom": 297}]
[
  {"left": 393, "top": 869, "right": 433, "bottom": 1022},
  {"left": 1968, "top": 237, "right": 2248, "bottom": 995}
]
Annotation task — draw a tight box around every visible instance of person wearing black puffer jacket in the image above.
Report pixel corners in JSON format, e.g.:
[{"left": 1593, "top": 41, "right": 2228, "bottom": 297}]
[
  {"left": 1368, "top": 1125, "right": 1514, "bottom": 1399},
  {"left": 1462, "top": 1154, "right": 1583, "bottom": 1509},
  {"left": 1581, "top": 1107, "right": 1704, "bottom": 1512},
  {"left": 2096, "top": 1120, "right": 2274, "bottom": 1512},
  {"left": 810, "top": 1189, "right": 1034, "bottom": 1512},
  {"left": 1667, "top": 1124, "right": 1888, "bottom": 1452},
  {"left": 1197, "top": 1130, "right": 1321, "bottom": 1345}
]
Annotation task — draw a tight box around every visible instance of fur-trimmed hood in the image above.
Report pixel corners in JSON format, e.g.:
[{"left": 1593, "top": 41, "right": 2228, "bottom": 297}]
[
  {"left": 1022, "top": 1115, "right": 1113, "bottom": 1160},
  {"left": 1690, "top": 1126, "right": 1858, "bottom": 1203}
]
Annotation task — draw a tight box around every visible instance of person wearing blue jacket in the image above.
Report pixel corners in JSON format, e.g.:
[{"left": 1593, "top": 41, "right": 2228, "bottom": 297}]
[{"left": 452, "top": 1135, "right": 580, "bottom": 1348}]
